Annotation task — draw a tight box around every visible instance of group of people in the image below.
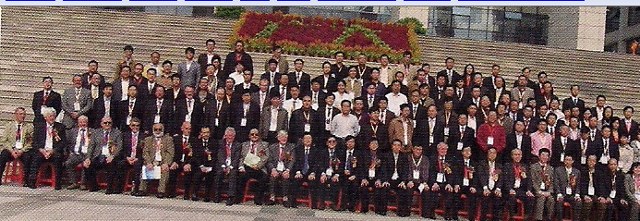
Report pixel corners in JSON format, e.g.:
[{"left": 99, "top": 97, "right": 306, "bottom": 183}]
[{"left": 1, "top": 39, "right": 640, "bottom": 221}]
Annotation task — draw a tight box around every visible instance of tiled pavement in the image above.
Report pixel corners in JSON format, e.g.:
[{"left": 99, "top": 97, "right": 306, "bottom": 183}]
[{"left": 0, "top": 185, "right": 437, "bottom": 221}]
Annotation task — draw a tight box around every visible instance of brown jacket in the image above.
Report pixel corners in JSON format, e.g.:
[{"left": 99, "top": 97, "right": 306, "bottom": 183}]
[
  {"left": 142, "top": 134, "right": 175, "bottom": 166},
  {"left": 388, "top": 117, "right": 414, "bottom": 151}
]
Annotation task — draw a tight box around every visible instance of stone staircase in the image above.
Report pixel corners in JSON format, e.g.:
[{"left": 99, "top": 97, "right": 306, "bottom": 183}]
[{"left": 1, "top": 6, "right": 639, "bottom": 128}]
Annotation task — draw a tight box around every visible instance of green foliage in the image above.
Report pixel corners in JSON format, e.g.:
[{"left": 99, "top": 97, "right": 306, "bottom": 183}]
[
  {"left": 334, "top": 24, "right": 392, "bottom": 50},
  {"left": 215, "top": 7, "right": 245, "bottom": 19},
  {"left": 396, "top": 17, "right": 426, "bottom": 35},
  {"left": 255, "top": 22, "right": 278, "bottom": 39}
]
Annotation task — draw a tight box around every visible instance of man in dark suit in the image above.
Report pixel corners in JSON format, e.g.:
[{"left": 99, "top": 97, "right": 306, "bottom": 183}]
[
  {"left": 503, "top": 148, "right": 535, "bottom": 220},
  {"left": 90, "top": 83, "right": 118, "bottom": 129},
  {"left": 436, "top": 57, "right": 461, "bottom": 86},
  {"left": 313, "top": 61, "right": 338, "bottom": 94},
  {"left": 358, "top": 109, "right": 389, "bottom": 152},
  {"left": 477, "top": 147, "right": 505, "bottom": 221},
  {"left": 337, "top": 136, "right": 361, "bottom": 212},
  {"left": 413, "top": 105, "right": 445, "bottom": 155},
  {"left": 81, "top": 60, "right": 104, "bottom": 89},
  {"left": 173, "top": 86, "right": 203, "bottom": 136},
  {"left": 352, "top": 53, "right": 373, "bottom": 83},
  {"left": 330, "top": 51, "right": 349, "bottom": 80},
  {"left": 550, "top": 125, "right": 580, "bottom": 167},
  {"left": 116, "top": 118, "right": 144, "bottom": 195},
  {"left": 290, "top": 133, "right": 319, "bottom": 208},
  {"left": 197, "top": 39, "right": 220, "bottom": 76},
  {"left": 260, "top": 59, "right": 281, "bottom": 88},
  {"left": 232, "top": 70, "right": 259, "bottom": 103},
  {"left": 117, "top": 85, "right": 144, "bottom": 132},
  {"left": 289, "top": 96, "right": 320, "bottom": 143},
  {"left": 142, "top": 86, "right": 174, "bottom": 135},
  {"left": 207, "top": 88, "right": 231, "bottom": 140},
  {"left": 314, "top": 136, "right": 345, "bottom": 210},
  {"left": 165, "top": 122, "right": 195, "bottom": 199},
  {"left": 269, "top": 74, "right": 292, "bottom": 100},
  {"left": 447, "top": 114, "right": 476, "bottom": 160},
  {"left": 425, "top": 143, "right": 458, "bottom": 219},
  {"left": 357, "top": 138, "right": 385, "bottom": 214},
  {"left": 363, "top": 83, "right": 382, "bottom": 111},
  {"left": 562, "top": 85, "right": 586, "bottom": 114},
  {"left": 32, "top": 77, "right": 62, "bottom": 124},
  {"left": 189, "top": 127, "right": 217, "bottom": 202},
  {"left": 379, "top": 140, "right": 412, "bottom": 217},
  {"left": 452, "top": 147, "right": 479, "bottom": 220},
  {"left": 310, "top": 80, "right": 328, "bottom": 111},
  {"left": 252, "top": 79, "right": 271, "bottom": 114},
  {"left": 317, "top": 95, "right": 340, "bottom": 145},
  {"left": 83, "top": 116, "right": 122, "bottom": 193},
  {"left": 287, "top": 59, "right": 311, "bottom": 97},
  {"left": 27, "top": 107, "right": 66, "bottom": 190},
  {"left": 231, "top": 92, "right": 260, "bottom": 143},
  {"left": 223, "top": 40, "right": 253, "bottom": 76},
  {"left": 111, "top": 66, "right": 132, "bottom": 102},
  {"left": 482, "top": 64, "right": 502, "bottom": 90},
  {"left": 137, "top": 69, "right": 158, "bottom": 100},
  {"left": 213, "top": 127, "right": 243, "bottom": 206},
  {"left": 408, "top": 90, "right": 427, "bottom": 121},
  {"left": 504, "top": 121, "right": 533, "bottom": 164},
  {"left": 619, "top": 106, "right": 639, "bottom": 141},
  {"left": 588, "top": 126, "right": 619, "bottom": 169},
  {"left": 165, "top": 74, "right": 186, "bottom": 102},
  {"left": 553, "top": 155, "right": 582, "bottom": 221}
]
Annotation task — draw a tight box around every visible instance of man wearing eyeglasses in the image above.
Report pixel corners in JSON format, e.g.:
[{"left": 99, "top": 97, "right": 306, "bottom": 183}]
[
  {"left": 116, "top": 117, "right": 144, "bottom": 195},
  {"left": 137, "top": 123, "right": 174, "bottom": 198},
  {"left": 237, "top": 128, "right": 270, "bottom": 205},
  {"left": 266, "top": 130, "right": 296, "bottom": 207},
  {"left": 84, "top": 117, "right": 122, "bottom": 193}
]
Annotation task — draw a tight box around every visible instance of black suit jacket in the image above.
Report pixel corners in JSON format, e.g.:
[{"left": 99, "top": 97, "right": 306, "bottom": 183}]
[
  {"left": 316, "top": 148, "right": 347, "bottom": 176},
  {"left": 90, "top": 95, "right": 119, "bottom": 128},
  {"left": 138, "top": 82, "right": 158, "bottom": 100},
  {"left": 81, "top": 72, "right": 105, "bottom": 89},
  {"left": 33, "top": 122, "right": 66, "bottom": 154},
  {"left": 116, "top": 98, "right": 144, "bottom": 131},
  {"left": 142, "top": 99, "right": 174, "bottom": 134},
  {"left": 413, "top": 117, "right": 446, "bottom": 151},
  {"left": 206, "top": 99, "right": 231, "bottom": 140},
  {"left": 587, "top": 137, "right": 619, "bottom": 163},
  {"left": 503, "top": 162, "right": 532, "bottom": 192},
  {"left": 350, "top": 65, "right": 373, "bottom": 83},
  {"left": 260, "top": 72, "right": 282, "bottom": 87},
  {"left": 477, "top": 160, "right": 504, "bottom": 191},
  {"left": 357, "top": 122, "right": 389, "bottom": 151},
  {"left": 32, "top": 90, "right": 62, "bottom": 123},
  {"left": 222, "top": 51, "right": 253, "bottom": 75},
  {"left": 618, "top": 118, "right": 639, "bottom": 140},
  {"left": 191, "top": 139, "right": 216, "bottom": 168},
  {"left": 317, "top": 105, "right": 341, "bottom": 131},
  {"left": 287, "top": 72, "right": 311, "bottom": 96},
  {"left": 356, "top": 150, "right": 384, "bottom": 180},
  {"left": 292, "top": 145, "right": 320, "bottom": 176},
  {"left": 312, "top": 75, "right": 338, "bottom": 94},
  {"left": 289, "top": 109, "right": 321, "bottom": 143},
  {"left": 504, "top": 133, "right": 533, "bottom": 164},
  {"left": 173, "top": 98, "right": 204, "bottom": 135},
  {"left": 269, "top": 85, "right": 292, "bottom": 100},
  {"left": 436, "top": 69, "right": 462, "bottom": 86},
  {"left": 197, "top": 53, "right": 221, "bottom": 76},
  {"left": 230, "top": 102, "right": 261, "bottom": 141},
  {"left": 447, "top": 125, "right": 476, "bottom": 159},
  {"left": 428, "top": 156, "right": 458, "bottom": 185},
  {"left": 562, "top": 97, "right": 586, "bottom": 113},
  {"left": 164, "top": 88, "right": 186, "bottom": 101},
  {"left": 331, "top": 63, "right": 350, "bottom": 81},
  {"left": 381, "top": 152, "right": 411, "bottom": 182},
  {"left": 122, "top": 131, "right": 145, "bottom": 161},
  {"left": 550, "top": 136, "right": 580, "bottom": 167}
]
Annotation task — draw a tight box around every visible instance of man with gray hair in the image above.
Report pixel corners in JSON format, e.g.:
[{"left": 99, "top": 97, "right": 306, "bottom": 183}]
[
  {"left": 0, "top": 107, "right": 35, "bottom": 186},
  {"left": 64, "top": 115, "right": 95, "bottom": 190},
  {"left": 214, "top": 127, "right": 242, "bottom": 206},
  {"left": 266, "top": 130, "right": 296, "bottom": 207},
  {"left": 237, "top": 128, "right": 270, "bottom": 205},
  {"left": 136, "top": 123, "right": 174, "bottom": 198},
  {"left": 29, "top": 107, "right": 66, "bottom": 189},
  {"left": 61, "top": 75, "right": 93, "bottom": 129},
  {"left": 84, "top": 116, "right": 122, "bottom": 193}
]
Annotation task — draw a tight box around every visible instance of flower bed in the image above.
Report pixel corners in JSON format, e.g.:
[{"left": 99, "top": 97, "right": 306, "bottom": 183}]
[{"left": 231, "top": 11, "right": 421, "bottom": 63}]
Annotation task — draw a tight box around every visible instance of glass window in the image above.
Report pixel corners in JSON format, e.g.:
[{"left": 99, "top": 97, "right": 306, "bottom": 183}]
[{"left": 606, "top": 7, "right": 620, "bottom": 33}]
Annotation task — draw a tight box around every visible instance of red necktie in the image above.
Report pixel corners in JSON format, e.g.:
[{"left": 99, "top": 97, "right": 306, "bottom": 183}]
[{"left": 131, "top": 134, "right": 137, "bottom": 156}]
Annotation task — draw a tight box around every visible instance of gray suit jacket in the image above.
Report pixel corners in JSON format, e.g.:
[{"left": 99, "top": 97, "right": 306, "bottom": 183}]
[
  {"left": 510, "top": 87, "right": 535, "bottom": 104},
  {"left": 86, "top": 128, "right": 122, "bottom": 161},
  {"left": 531, "top": 163, "right": 555, "bottom": 194},
  {"left": 259, "top": 106, "right": 289, "bottom": 138},
  {"left": 62, "top": 87, "right": 93, "bottom": 128},
  {"left": 553, "top": 166, "right": 580, "bottom": 197},
  {"left": 239, "top": 140, "right": 270, "bottom": 173},
  {"left": 65, "top": 127, "right": 96, "bottom": 155},
  {"left": 178, "top": 61, "right": 201, "bottom": 89},
  {"left": 266, "top": 143, "right": 295, "bottom": 172},
  {"left": 625, "top": 174, "right": 639, "bottom": 204}
]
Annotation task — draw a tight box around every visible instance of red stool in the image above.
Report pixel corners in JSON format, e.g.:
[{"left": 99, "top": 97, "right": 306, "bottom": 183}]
[
  {"left": 242, "top": 179, "right": 258, "bottom": 203},
  {"left": 2, "top": 159, "right": 24, "bottom": 185},
  {"left": 36, "top": 162, "right": 56, "bottom": 188},
  {"left": 123, "top": 169, "right": 134, "bottom": 192}
]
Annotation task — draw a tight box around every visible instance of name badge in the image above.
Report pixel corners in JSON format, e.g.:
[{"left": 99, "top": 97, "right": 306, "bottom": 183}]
[
  {"left": 126, "top": 115, "right": 132, "bottom": 125},
  {"left": 418, "top": 183, "right": 425, "bottom": 193},
  {"left": 181, "top": 154, "right": 186, "bottom": 163},
  {"left": 277, "top": 161, "right": 285, "bottom": 172},
  {"left": 540, "top": 182, "right": 546, "bottom": 190},
  {"left": 444, "top": 127, "right": 450, "bottom": 136},
  {"left": 599, "top": 155, "right": 609, "bottom": 164},
  {"left": 326, "top": 168, "right": 334, "bottom": 176},
  {"left": 368, "top": 169, "right": 375, "bottom": 178},
  {"left": 610, "top": 190, "right": 617, "bottom": 199},
  {"left": 588, "top": 186, "right": 595, "bottom": 195},
  {"left": 101, "top": 145, "right": 110, "bottom": 156},
  {"left": 581, "top": 156, "right": 586, "bottom": 164},
  {"left": 225, "top": 158, "right": 231, "bottom": 167},
  {"left": 463, "top": 178, "right": 470, "bottom": 186},
  {"left": 74, "top": 102, "right": 81, "bottom": 111},
  {"left": 82, "top": 145, "right": 88, "bottom": 154},
  {"left": 240, "top": 118, "right": 247, "bottom": 127},
  {"left": 154, "top": 151, "right": 162, "bottom": 162},
  {"left": 15, "top": 141, "right": 23, "bottom": 150},
  {"left": 487, "top": 136, "right": 494, "bottom": 146},
  {"left": 560, "top": 153, "right": 565, "bottom": 162},
  {"left": 304, "top": 124, "right": 311, "bottom": 132},
  {"left": 413, "top": 170, "right": 420, "bottom": 180},
  {"left": 436, "top": 172, "right": 445, "bottom": 183},
  {"left": 215, "top": 118, "right": 220, "bottom": 127},
  {"left": 391, "top": 171, "right": 399, "bottom": 180},
  {"left": 566, "top": 186, "right": 572, "bottom": 195},
  {"left": 429, "top": 136, "right": 434, "bottom": 144},
  {"left": 457, "top": 142, "right": 464, "bottom": 150},
  {"left": 154, "top": 114, "right": 161, "bottom": 123},
  {"left": 185, "top": 114, "right": 191, "bottom": 122},
  {"left": 514, "top": 179, "right": 521, "bottom": 189},
  {"left": 413, "top": 121, "right": 417, "bottom": 128}
]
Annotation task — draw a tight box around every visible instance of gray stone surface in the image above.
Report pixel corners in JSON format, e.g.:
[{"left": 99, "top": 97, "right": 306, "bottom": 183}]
[{"left": 0, "top": 185, "right": 436, "bottom": 221}]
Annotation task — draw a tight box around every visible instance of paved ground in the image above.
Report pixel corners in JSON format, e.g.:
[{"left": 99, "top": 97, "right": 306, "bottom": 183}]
[{"left": 0, "top": 185, "right": 439, "bottom": 221}]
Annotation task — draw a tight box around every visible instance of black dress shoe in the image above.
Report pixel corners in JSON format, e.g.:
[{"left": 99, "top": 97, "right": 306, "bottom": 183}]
[
  {"left": 192, "top": 197, "right": 200, "bottom": 201},
  {"left": 54, "top": 186, "right": 62, "bottom": 190},
  {"left": 183, "top": 195, "right": 190, "bottom": 200},
  {"left": 156, "top": 193, "right": 165, "bottom": 198},
  {"left": 203, "top": 198, "right": 211, "bottom": 203},
  {"left": 213, "top": 197, "right": 221, "bottom": 203},
  {"left": 266, "top": 200, "right": 275, "bottom": 206},
  {"left": 134, "top": 192, "right": 148, "bottom": 197},
  {"left": 166, "top": 194, "right": 176, "bottom": 198},
  {"left": 226, "top": 199, "right": 233, "bottom": 206}
]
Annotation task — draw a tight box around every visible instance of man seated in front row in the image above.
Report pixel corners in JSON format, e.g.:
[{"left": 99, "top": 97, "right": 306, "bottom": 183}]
[
  {"left": 238, "top": 128, "right": 270, "bottom": 205},
  {"left": 136, "top": 123, "right": 174, "bottom": 198},
  {"left": 84, "top": 116, "right": 122, "bottom": 194},
  {"left": 0, "top": 107, "right": 34, "bottom": 187},
  {"left": 266, "top": 130, "right": 295, "bottom": 207},
  {"left": 28, "top": 107, "right": 65, "bottom": 189},
  {"left": 64, "top": 115, "right": 94, "bottom": 190}
]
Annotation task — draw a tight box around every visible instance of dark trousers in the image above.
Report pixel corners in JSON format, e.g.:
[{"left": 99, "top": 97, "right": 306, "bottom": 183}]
[
  {"left": 506, "top": 189, "right": 535, "bottom": 219},
  {"left": 382, "top": 180, "right": 411, "bottom": 216},
  {"left": 604, "top": 198, "right": 629, "bottom": 221},
  {"left": 191, "top": 168, "right": 214, "bottom": 199},
  {"left": 116, "top": 158, "right": 143, "bottom": 193},
  {"left": 455, "top": 187, "right": 479, "bottom": 220},
  {"left": 85, "top": 156, "right": 118, "bottom": 191},
  {"left": 291, "top": 176, "right": 315, "bottom": 206},
  {"left": 29, "top": 151, "right": 63, "bottom": 188},
  {"left": 238, "top": 167, "right": 267, "bottom": 203},
  {"left": 359, "top": 179, "right": 385, "bottom": 214},
  {"left": 556, "top": 195, "right": 582, "bottom": 221},
  {"left": 481, "top": 192, "right": 504, "bottom": 221},
  {"left": 316, "top": 175, "right": 340, "bottom": 207},
  {"left": 167, "top": 162, "right": 193, "bottom": 197},
  {"left": 0, "top": 149, "right": 33, "bottom": 183},
  {"left": 426, "top": 183, "right": 455, "bottom": 219},
  {"left": 339, "top": 175, "right": 360, "bottom": 211},
  {"left": 214, "top": 169, "right": 238, "bottom": 198}
]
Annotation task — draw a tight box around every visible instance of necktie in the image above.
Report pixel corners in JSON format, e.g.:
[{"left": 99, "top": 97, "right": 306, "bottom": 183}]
[
  {"left": 369, "top": 96, "right": 374, "bottom": 106},
  {"left": 226, "top": 143, "right": 231, "bottom": 158},
  {"left": 104, "top": 130, "right": 109, "bottom": 144},
  {"left": 156, "top": 100, "right": 162, "bottom": 114},
  {"left": 380, "top": 111, "right": 385, "bottom": 124},
  {"left": 16, "top": 124, "right": 22, "bottom": 141},
  {"left": 281, "top": 86, "right": 286, "bottom": 99},
  {"left": 297, "top": 73, "right": 301, "bottom": 84},
  {"left": 303, "top": 148, "right": 310, "bottom": 174},
  {"left": 79, "top": 129, "right": 86, "bottom": 152},
  {"left": 458, "top": 89, "right": 462, "bottom": 98},
  {"left": 43, "top": 91, "right": 49, "bottom": 104},
  {"left": 293, "top": 100, "right": 297, "bottom": 112},
  {"left": 460, "top": 126, "right": 465, "bottom": 139},
  {"left": 346, "top": 151, "right": 352, "bottom": 170},
  {"left": 131, "top": 133, "right": 137, "bottom": 156},
  {"left": 188, "top": 99, "right": 192, "bottom": 110},
  {"left": 574, "top": 98, "right": 577, "bottom": 105},
  {"left": 251, "top": 142, "right": 256, "bottom": 154},
  {"left": 217, "top": 102, "right": 222, "bottom": 117}
]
